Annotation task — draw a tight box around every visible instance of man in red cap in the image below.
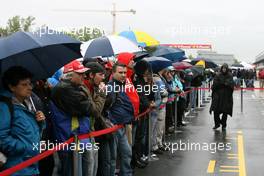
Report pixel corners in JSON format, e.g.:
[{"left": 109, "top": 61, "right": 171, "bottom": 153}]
[
  {"left": 50, "top": 60, "right": 95, "bottom": 176},
  {"left": 63, "top": 60, "right": 89, "bottom": 83}
]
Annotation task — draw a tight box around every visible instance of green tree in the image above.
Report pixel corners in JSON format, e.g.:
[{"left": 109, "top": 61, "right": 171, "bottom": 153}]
[
  {"left": 67, "top": 27, "right": 104, "bottom": 41},
  {"left": 188, "top": 54, "right": 194, "bottom": 60},
  {"left": 0, "top": 27, "right": 8, "bottom": 37},
  {"left": 0, "top": 16, "right": 104, "bottom": 41},
  {"left": 233, "top": 58, "right": 240, "bottom": 64},
  {"left": 0, "top": 16, "right": 35, "bottom": 37},
  {"left": 20, "top": 16, "right": 35, "bottom": 31}
]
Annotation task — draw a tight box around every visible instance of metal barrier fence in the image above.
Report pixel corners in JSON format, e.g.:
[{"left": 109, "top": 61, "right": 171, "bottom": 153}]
[{"left": 2, "top": 84, "right": 263, "bottom": 175}]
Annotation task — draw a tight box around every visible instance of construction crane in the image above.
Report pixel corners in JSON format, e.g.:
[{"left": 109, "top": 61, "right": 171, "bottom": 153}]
[{"left": 54, "top": 3, "right": 136, "bottom": 34}]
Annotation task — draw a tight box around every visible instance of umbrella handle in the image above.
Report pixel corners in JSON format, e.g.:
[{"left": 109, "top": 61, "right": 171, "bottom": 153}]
[{"left": 29, "top": 96, "right": 37, "bottom": 112}]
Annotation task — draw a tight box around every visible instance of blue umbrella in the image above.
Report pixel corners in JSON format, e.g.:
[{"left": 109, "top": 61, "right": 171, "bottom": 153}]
[
  {"left": 0, "top": 30, "right": 82, "bottom": 80},
  {"left": 145, "top": 45, "right": 185, "bottom": 62},
  {"left": 143, "top": 56, "right": 172, "bottom": 73}
]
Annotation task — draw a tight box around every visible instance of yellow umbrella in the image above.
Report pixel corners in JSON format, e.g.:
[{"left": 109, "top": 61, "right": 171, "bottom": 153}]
[
  {"left": 195, "top": 60, "right": 205, "bottom": 68},
  {"left": 118, "top": 30, "right": 159, "bottom": 47}
]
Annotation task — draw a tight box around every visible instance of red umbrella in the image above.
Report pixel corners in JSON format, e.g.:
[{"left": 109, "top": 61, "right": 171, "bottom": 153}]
[{"left": 173, "top": 61, "right": 192, "bottom": 70}]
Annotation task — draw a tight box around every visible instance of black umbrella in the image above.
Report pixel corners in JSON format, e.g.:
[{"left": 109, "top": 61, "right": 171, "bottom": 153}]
[
  {"left": 0, "top": 30, "right": 82, "bottom": 80},
  {"left": 133, "top": 51, "right": 149, "bottom": 62},
  {"left": 191, "top": 58, "right": 218, "bottom": 68},
  {"left": 145, "top": 45, "right": 185, "bottom": 62},
  {"left": 143, "top": 56, "right": 172, "bottom": 73},
  {"left": 190, "top": 65, "right": 205, "bottom": 87},
  {"left": 191, "top": 65, "right": 204, "bottom": 77},
  {"left": 231, "top": 63, "right": 244, "bottom": 68}
]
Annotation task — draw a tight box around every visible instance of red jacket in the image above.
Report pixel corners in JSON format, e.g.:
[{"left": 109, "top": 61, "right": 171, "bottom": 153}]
[
  {"left": 117, "top": 52, "right": 140, "bottom": 117},
  {"left": 259, "top": 70, "right": 264, "bottom": 79}
]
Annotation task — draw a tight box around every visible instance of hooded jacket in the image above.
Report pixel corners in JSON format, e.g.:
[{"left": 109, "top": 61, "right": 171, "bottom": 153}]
[
  {"left": 0, "top": 91, "right": 43, "bottom": 175},
  {"left": 210, "top": 64, "right": 234, "bottom": 116},
  {"left": 117, "top": 52, "right": 140, "bottom": 116}
]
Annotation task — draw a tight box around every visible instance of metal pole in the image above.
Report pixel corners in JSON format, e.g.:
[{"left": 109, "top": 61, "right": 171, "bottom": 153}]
[
  {"left": 190, "top": 90, "right": 194, "bottom": 113},
  {"left": 174, "top": 96, "right": 178, "bottom": 132},
  {"left": 201, "top": 84, "right": 204, "bottom": 105},
  {"left": 198, "top": 87, "right": 201, "bottom": 108},
  {"left": 112, "top": 3, "right": 116, "bottom": 34},
  {"left": 73, "top": 134, "right": 79, "bottom": 176},
  {"left": 148, "top": 113, "right": 152, "bottom": 158},
  {"left": 241, "top": 87, "right": 243, "bottom": 113},
  {"left": 163, "top": 107, "right": 166, "bottom": 143},
  {"left": 194, "top": 89, "right": 197, "bottom": 110}
]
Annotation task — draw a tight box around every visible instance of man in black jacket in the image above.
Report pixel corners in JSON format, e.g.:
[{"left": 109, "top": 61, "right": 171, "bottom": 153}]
[
  {"left": 52, "top": 64, "right": 90, "bottom": 116},
  {"left": 132, "top": 60, "right": 155, "bottom": 168}
]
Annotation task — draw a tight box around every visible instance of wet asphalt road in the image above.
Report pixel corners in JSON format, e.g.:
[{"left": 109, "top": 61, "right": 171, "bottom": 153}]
[{"left": 135, "top": 88, "right": 264, "bottom": 176}]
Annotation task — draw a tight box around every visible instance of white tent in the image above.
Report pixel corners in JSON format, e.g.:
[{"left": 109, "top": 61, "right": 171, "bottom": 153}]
[{"left": 240, "top": 61, "right": 254, "bottom": 69}]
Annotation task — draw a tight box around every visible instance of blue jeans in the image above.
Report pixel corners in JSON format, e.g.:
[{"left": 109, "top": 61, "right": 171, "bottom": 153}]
[
  {"left": 150, "top": 110, "right": 158, "bottom": 150},
  {"left": 58, "top": 151, "right": 82, "bottom": 176},
  {"left": 113, "top": 128, "right": 132, "bottom": 176},
  {"left": 58, "top": 145, "right": 97, "bottom": 176},
  {"left": 83, "top": 146, "right": 98, "bottom": 176},
  {"left": 190, "top": 89, "right": 197, "bottom": 108},
  {"left": 98, "top": 128, "right": 132, "bottom": 176}
]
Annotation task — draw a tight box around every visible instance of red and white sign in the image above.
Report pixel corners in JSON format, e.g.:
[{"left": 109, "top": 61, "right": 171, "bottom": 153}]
[{"left": 161, "top": 44, "right": 212, "bottom": 49}]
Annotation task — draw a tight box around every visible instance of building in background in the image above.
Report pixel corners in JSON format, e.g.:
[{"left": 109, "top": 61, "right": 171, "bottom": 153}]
[
  {"left": 197, "top": 50, "right": 236, "bottom": 66},
  {"left": 254, "top": 51, "right": 264, "bottom": 70}
]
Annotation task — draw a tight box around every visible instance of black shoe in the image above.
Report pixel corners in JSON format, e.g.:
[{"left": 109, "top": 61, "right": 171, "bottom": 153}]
[
  {"left": 180, "top": 123, "right": 187, "bottom": 126},
  {"left": 139, "top": 158, "right": 149, "bottom": 165},
  {"left": 166, "top": 128, "right": 174, "bottom": 134},
  {"left": 212, "top": 125, "right": 220, "bottom": 130},
  {"left": 222, "top": 126, "right": 226, "bottom": 131},
  {"left": 177, "top": 123, "right": 186, "bottom": 127},
  {"left": 159, "top": 146, "right": 166, "bottom": 151},
  {"left": 135, "top": 160, "right": 147, "bottom": 169},
  {"left": 165, "top": 131, "right": 172, "bottom": 136},
  {"left": 152, "top": 149, "right": 163, "bottom": 155},
  {"left": 159, "top": 145, "right": 170, "bottom": 151}
]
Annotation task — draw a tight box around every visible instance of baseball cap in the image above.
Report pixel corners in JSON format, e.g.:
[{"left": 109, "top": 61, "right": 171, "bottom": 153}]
[
  {"left": 63, "top": 60, "right": 89, "bottom": 74},
  {"left": 85, "top": 62, "right": 106, "bottom": 74}
]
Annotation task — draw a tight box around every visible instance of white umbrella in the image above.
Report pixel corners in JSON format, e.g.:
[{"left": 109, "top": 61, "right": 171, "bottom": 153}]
[
  {"left": 81, "top": 35, "right": 142, "bottom": 59},
  {"left": 183, "top": 58, "right": 192, "bottom": 63}
]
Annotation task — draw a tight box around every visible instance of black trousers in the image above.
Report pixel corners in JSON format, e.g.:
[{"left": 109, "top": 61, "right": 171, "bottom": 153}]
[
  {"left": 177, "top": 97, "right": 186, "bottom": 125},
  {"left": 214, "top": 112, "right": 228, "bottom": 127},
  {"left": 165, "top": 103, "right": 173, "bottom": 131},
  {"left": 132, "top": 116, "right": 148, "bottom": 163}
]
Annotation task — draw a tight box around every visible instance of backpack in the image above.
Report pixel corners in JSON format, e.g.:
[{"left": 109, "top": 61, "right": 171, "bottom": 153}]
[
  {"left": 0, "top": 95, "right": 14, "bottom": 118},
  {"left": 0, "top": 95, "right": 13, "bottom": 168}
]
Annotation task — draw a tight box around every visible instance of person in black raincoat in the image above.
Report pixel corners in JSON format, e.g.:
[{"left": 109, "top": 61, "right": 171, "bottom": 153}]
[{"left": 210, "top": 63, "right": 234, "bottom": 130}]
